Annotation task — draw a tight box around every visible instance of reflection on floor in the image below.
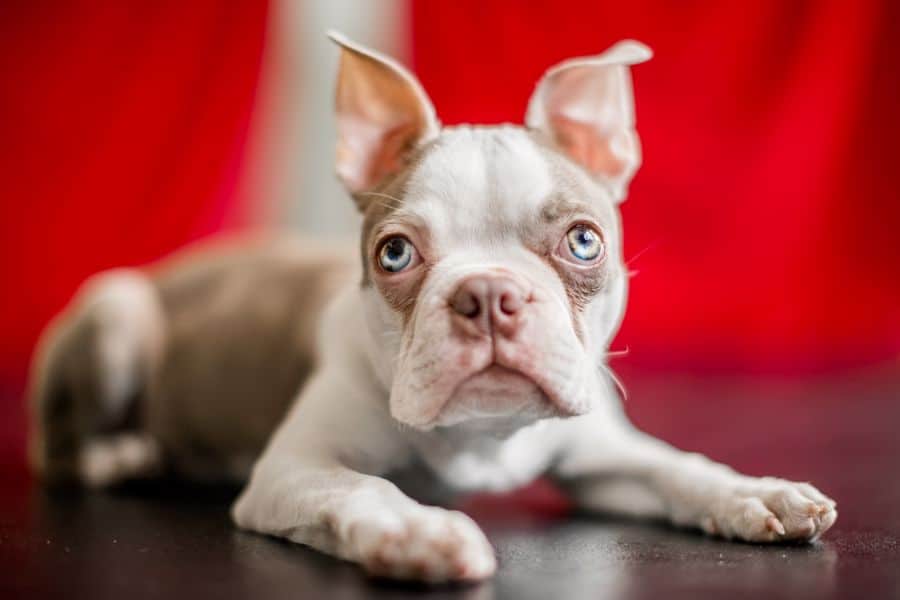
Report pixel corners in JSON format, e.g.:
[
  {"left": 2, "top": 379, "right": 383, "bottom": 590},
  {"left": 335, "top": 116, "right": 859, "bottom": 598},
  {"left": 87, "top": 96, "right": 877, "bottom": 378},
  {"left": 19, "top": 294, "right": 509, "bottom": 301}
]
[{"left": 1, "top": 366, "right": 898, "bottom": 599}]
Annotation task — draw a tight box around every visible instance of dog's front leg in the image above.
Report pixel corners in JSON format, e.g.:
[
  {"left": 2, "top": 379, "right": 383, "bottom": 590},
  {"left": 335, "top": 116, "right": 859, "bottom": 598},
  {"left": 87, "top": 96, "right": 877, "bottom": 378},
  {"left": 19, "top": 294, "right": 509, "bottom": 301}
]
[
  {"left": 231, "top": 371, "right": 496, "bottom": 582},
  {"left": 553, "top": 410, "right": 837, "bottom": 542}
]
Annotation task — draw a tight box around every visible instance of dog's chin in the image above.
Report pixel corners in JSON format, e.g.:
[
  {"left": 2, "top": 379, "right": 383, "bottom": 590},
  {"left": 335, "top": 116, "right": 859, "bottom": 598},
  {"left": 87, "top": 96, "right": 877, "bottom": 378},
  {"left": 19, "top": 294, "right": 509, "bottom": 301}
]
[{"left": 431, "top": 365, "right": 559, "bottom": 432}]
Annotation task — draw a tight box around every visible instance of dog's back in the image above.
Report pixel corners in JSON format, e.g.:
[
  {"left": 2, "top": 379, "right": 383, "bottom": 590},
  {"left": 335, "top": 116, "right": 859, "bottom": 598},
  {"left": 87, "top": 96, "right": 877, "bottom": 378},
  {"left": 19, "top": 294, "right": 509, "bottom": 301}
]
[{"left": 29, "top": 235, "right": 355, "bottom": 486}]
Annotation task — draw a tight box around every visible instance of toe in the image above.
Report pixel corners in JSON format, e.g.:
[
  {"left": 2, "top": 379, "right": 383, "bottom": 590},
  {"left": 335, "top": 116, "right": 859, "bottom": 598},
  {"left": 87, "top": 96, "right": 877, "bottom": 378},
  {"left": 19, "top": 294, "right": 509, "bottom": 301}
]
[
  {"left": 765, "top": 515, "right": 786, "bottom": 536},
  {"left": 796, "top": 482, "right": 837, "bottom": 509},
  {"left": 723, "top": 496, "right": 782, "bottom": 542}
]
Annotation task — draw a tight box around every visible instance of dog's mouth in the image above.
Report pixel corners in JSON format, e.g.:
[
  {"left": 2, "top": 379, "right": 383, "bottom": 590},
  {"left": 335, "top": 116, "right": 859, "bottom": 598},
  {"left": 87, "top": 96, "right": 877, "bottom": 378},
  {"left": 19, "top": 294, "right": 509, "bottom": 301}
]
[
  {"left": 459, "top": 364, "right": 542, "bottom": 402},
  {"left": 470, "top": 364, "right": 529, "bottom": 384},
  {"left": 428, "top": 362, "right": 565, "bottom": 429}
]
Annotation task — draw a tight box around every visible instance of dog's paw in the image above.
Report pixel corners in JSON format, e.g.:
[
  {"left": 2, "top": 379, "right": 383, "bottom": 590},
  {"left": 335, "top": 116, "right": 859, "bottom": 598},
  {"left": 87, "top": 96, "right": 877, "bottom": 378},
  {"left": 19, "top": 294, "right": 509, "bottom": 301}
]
[
  {"left": 79, "top": 433, "right": 162, "bottom": 488},
  {"left": 702, "top": 478, "right": 837, "bottom": 543},
  {"left": 346, "top": 507, "right": 496, "bottom": 582}
]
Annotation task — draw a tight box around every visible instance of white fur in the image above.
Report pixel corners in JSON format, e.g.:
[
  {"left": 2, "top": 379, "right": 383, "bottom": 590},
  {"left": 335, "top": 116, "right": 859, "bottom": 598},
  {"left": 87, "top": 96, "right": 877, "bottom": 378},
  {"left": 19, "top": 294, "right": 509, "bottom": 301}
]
[
  {"left": 80, "top": 433, "right": 162, "bottom": 488},
  {"left": 84, "top": 270, "right": 164, "bottom": 420},
  {"left": 231, "top": 35, "right": 836, "bottom": 583},
  {"left": 73, "top": 271, "right": 165, "bottom": 487}
]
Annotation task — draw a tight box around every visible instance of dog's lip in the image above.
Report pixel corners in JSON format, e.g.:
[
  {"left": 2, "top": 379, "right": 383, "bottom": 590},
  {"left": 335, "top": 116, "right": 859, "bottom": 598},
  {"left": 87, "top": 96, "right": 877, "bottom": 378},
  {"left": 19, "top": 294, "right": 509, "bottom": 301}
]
[
  {"left": 423, "top": 361, "right": 567, "bottom": 428},
  {"left": 473, "top": 361, "right": 582, "bottom": 419},
  {"left": 475, "top": 364, "right": 526, "bottom": 380},
  {"left": 458, "top": 363, "right": 537, "bottom": 393}
]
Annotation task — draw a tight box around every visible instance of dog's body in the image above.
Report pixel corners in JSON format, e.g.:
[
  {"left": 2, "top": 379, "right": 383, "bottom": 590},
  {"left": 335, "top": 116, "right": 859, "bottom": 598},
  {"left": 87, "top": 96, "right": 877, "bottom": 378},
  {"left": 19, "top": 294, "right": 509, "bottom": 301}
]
[
  {"left": 30, "top": 34, "right": 836, "bottom": 582},
  {"left": 30, "top": 236, "right": 355, "bottom": 484}
]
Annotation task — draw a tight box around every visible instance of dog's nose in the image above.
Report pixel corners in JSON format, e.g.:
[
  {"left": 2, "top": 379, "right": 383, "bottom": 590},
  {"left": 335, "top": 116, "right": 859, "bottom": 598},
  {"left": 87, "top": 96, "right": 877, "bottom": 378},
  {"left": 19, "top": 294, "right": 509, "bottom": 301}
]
[{"left": 450, "top": 274, "right": 527, "bottom": 336}]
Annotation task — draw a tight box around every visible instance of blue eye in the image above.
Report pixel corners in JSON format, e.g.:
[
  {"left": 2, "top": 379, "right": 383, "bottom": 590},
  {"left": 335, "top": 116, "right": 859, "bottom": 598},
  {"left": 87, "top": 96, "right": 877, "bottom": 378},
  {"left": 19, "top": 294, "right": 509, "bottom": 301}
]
[
  {"left": 565, "top": 224, "right": 604, "bottom": 261},
  {"left": 378, "top": 236, "right": 415, "bottom": 272}
]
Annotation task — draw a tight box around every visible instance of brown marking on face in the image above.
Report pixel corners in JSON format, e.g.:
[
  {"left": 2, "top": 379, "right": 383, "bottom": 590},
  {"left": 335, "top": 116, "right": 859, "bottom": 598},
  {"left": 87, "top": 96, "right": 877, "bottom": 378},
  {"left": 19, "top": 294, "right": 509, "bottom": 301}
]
[
  {"left": 527, "top": 134, "right": 618, "bottom": 341},
  {"left": 378, "top": 263, "right": 434, "bottom": 328},
  {"left": 356, "top": 138, "right": 442, "bottom": 326},
  {"left": 356, "top": 139, "right": 435, "bottom": 281},
  {"left": 562, "top": 266, "right": 608, "bottom": 312},
  {"left": 533, "top": 248, "right": 607, "bottom": 345}
]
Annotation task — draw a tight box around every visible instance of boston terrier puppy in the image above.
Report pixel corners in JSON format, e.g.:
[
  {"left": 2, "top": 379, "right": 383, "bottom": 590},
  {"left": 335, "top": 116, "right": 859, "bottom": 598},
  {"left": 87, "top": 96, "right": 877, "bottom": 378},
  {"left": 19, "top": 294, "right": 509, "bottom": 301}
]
[{"left": 30, "top": 33, "right": 836, "bottom": 582}]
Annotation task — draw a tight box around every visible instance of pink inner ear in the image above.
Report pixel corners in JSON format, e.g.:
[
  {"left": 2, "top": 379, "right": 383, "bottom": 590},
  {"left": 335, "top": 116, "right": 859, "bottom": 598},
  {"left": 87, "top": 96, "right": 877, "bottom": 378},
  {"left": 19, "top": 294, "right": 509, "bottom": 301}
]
[
  {"left": 549, "top": 114, "right": 631, "bottom": 179},
  {"left": 534, "top": 61, "right": 641, "bottom": 196},
  {"left": 368, "top": 121, "right": 421, "bottom": 188},
  {"left": 333, "top": 44, "right": 438, "bottom": 196},
  {"left": 337, "top": 114, "right": 417, "bottom": 193}
]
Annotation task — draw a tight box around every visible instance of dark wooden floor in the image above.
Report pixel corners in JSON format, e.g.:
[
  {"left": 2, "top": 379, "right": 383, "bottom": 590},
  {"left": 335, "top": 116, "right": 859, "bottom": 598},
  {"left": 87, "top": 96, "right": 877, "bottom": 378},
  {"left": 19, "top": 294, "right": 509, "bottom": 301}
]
[{"left": 2, "top": 366, "right": 898, "bottom": 599}]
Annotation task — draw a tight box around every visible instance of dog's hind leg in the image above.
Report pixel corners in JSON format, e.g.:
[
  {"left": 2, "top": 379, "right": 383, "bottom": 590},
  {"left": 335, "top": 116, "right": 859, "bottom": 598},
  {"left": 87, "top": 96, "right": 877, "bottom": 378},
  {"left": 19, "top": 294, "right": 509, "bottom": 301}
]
[{"left": 29, "top": 270, "right": 166, "bottom": 487}]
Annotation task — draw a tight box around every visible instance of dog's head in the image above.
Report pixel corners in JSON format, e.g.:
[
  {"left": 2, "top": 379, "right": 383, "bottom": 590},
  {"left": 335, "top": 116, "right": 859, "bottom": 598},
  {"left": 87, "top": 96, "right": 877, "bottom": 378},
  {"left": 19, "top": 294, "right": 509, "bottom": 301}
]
[{"left": 330, "top": 33, "right": 650, "bottom": 432}]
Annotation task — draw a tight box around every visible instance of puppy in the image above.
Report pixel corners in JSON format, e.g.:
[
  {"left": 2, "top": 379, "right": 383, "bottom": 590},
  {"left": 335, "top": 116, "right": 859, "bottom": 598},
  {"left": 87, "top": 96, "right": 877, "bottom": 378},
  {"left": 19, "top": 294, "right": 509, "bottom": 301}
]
[{"left": 30, "top": 33, "right": 837, "bottom": 582}]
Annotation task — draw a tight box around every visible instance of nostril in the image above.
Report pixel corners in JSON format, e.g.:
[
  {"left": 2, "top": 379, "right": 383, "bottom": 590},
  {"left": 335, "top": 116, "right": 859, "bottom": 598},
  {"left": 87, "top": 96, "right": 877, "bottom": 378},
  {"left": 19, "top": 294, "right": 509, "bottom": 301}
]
[
  {"left": 498, "top": 291, "right": 523, "bottom": 315},
  {"left": 454, "top": 292, "right": 481, "bottom": 318},
  {"left": 451, "top": 278, "right": 487, "bottom": 319}
]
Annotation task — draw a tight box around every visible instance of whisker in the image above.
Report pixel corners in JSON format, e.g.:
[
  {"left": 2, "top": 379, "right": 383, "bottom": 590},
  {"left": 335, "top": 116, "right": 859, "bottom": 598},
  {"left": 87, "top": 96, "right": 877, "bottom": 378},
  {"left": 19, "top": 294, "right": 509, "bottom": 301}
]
[
  {"left": 605, "top": 346, "right": 630, "bottom": 359},
  {"left": 625, "top": 240, "right": 660, "bottom": 267},
  {"left": 600, "top": 364, "right": 628, "bottom": 402},
  {"left": 359, "top": 191, "right": 404, "bottom": 210}
]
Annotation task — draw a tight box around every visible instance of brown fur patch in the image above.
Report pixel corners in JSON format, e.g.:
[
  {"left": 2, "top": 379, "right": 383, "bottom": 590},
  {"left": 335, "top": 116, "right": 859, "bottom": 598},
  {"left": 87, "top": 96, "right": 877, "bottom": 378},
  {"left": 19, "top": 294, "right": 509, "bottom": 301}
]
[
  {"left": 355, "top": 138, "right": 443, "bottom": 325},
  {"left": 528, "top": 133, "right": 618, "bottom": 341}
]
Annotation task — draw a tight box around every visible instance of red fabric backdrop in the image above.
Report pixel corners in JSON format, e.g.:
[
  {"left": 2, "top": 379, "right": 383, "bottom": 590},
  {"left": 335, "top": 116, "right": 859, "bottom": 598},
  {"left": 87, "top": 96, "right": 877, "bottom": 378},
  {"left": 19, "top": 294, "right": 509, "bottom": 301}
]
[
  {"left": 412, "top": 0, "right": 900, "bottom": 373},
  {"left": 1, "top": 2, "right": 899, "bottom": 470},
  {"left": 0, "top": 1, "right": 268, "bottom": 470}
]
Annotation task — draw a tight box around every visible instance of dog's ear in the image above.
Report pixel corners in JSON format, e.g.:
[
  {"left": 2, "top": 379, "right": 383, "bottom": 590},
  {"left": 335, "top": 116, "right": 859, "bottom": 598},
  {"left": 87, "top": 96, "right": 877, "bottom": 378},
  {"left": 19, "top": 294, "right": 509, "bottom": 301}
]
[
  {"left": 329, "top": 31, "right": 439, "bottom": 204},
  {"left": 526, "top": 41, "right": 652, "bottom": 201}
]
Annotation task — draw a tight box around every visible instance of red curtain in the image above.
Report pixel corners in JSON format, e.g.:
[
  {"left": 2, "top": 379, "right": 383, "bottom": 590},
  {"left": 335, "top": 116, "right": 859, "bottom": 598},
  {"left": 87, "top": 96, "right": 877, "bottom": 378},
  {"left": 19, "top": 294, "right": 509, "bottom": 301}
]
[
  {"left": 2, "top": 1, "right": 899, "bottom": 469},
  {"left": 0, "top": 1, "right": 268, "bottom": 469},
  {"left": 412, "top": 0, "right": 900, "bottom": 372}
]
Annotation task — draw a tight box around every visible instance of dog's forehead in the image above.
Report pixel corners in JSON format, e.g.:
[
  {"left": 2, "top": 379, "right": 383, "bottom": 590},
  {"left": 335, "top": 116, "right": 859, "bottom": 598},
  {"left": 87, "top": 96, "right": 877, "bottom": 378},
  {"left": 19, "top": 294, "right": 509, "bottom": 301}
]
[{"left": 402, "top": 126, "right": 554, "bottom": 244}]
